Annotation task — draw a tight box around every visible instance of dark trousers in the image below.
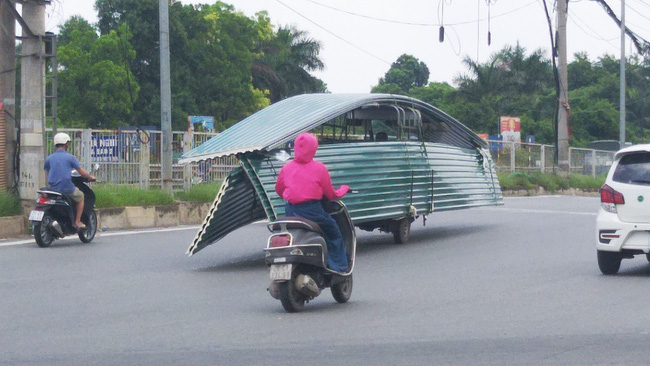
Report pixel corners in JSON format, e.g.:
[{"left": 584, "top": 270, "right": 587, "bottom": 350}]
[{"left": 285, "top": 201, "right": 348, "bottom": 272}]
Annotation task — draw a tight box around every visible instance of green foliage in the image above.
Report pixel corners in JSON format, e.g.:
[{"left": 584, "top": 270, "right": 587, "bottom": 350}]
[
  {"left": 94, "top": 185, "right": 174, "bottom": 208},
  {"left": 0, "top": 191, "right": 22, "bottom": 217},
  {"left": 175, "top": 181, "right": 222, "bottom": 203},
  {"left": 497, "top": 172, "right": 605, "bottom": 192},
  {"left": 372, "top": 54, "right": 430, "bottom": 94}
]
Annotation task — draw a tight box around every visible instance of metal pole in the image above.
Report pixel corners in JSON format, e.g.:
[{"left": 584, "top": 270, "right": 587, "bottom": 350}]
[
  {"left": 619, "top": 0, "right": 626, "bottom": 148},
  {"left": 0, "top": 0, "right": 16, "bottom": 191},
  {"left": 159, "top": 0, "right": 172, "bottom": 192}
]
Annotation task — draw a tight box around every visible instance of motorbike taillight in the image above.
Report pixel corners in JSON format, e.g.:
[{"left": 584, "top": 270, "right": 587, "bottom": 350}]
[
  {"left": 270, "top": 234, "right": 291, "bottom": 248},
  {"left": 37, "top": 195, "right": 56, "bottom": 205}
]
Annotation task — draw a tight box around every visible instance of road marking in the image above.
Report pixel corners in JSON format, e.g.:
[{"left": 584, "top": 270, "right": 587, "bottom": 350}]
[
  {"left": 479, "top": 207, "right": 597, "bottom": 216},
  {"left": 0, "top": 225, "right": 201, "bottom": 248}
]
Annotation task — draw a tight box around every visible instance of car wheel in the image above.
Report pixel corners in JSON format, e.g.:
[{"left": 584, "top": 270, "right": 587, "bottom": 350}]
[{"left": 597, "top": 250, "right": 622, "bottom": 275}]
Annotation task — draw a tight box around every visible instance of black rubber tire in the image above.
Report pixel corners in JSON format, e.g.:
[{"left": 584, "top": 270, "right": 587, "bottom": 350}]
[
  {"left": 392, "top": 218, "right": 410, "bottom": 244},
  {"left": 331, "top": 275, "right": 353, "bottom": 303},
  {"left": 78, "top": 210, "right": 98, "bottom": 243},
  {"left": 34, "top": 214, "right": 54, "bottom": 248},
  {"left": 279, "top": 280, "right": 306, "bottom": 313},
  {"left": 597, "top": 250, "right": 622, "bottom": 275},
  {"left": 646, "top": 253, "right": 650, "bottom": 263}
]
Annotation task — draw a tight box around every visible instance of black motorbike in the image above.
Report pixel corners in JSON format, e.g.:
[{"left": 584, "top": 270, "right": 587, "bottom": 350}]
[
  {"left": 264, "top": 200, "right": 356, "bottom": 312},
  {"left": 29, "top": 172, "right": 98, "bottom": 247}
]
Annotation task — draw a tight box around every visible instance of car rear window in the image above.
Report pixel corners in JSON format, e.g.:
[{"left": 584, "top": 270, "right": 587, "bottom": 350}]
[{"left": 612, "top": 152, "right": 650, "bottom": 185}]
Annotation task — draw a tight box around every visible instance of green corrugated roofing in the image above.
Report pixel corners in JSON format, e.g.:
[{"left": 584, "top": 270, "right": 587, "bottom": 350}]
[{"left": 179, "top": 93, "right": 486, "bottom": 163}]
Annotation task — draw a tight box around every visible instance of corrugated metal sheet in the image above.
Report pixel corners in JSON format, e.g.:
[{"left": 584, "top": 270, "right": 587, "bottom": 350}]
[
  {"left": 186, "top": 166, "right": 267, "bottom": 255},
  {"left": 188, "top": 141, "right": 502, "bottom": 255},
  {"left": 179, "top": 93, "right": 486, "bottom": 164}
]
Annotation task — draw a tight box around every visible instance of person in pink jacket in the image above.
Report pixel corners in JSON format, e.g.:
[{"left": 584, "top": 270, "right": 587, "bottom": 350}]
[{"left": 275, "top": 133, "right": 350, "bottom": 272}]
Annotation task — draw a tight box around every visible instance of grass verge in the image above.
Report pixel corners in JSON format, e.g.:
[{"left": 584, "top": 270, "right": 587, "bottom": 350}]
[
  {"left": 498, "top": 172, "right": 606, "bottom": 192},
  {"left": 175, "top": 181, "right": 222, "bottom": 203},
  {"left": 0, "top": 191, "right": 22, "bottom": 217},
  {"left": 94, "top": 185, "right": 175, "bottom": 208}
]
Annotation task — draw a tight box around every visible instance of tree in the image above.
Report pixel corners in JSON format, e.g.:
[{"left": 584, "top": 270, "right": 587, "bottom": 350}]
[
  {"left": 252, "top": 25, "right": 326, "bottom": 102},
  {"left": 372, "top": 54, "right": 429, "bottom": 94},
  {"left": 57, "top": 19, "right": 139, "bottom": 128}
]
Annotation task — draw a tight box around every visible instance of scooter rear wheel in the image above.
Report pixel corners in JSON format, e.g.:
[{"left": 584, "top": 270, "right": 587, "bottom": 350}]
[
  {"left": 279, "top": 280, "right": 306, "bottom": 313},
  {"left": 331, "top": 274, "right": 353, "bottom": 303},
  {"left": 34, "top": 214, "right": 55, "bottom": 248}
]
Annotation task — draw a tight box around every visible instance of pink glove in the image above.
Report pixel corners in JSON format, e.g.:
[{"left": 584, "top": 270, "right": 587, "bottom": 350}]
[{"left": 335, "top": 185, "right": 351, "bottom": 198}]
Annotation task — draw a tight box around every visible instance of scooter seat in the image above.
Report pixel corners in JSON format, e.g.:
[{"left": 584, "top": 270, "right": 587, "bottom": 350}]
[{"left": 270, "top": 217, "right": 323, "bottom": 235}]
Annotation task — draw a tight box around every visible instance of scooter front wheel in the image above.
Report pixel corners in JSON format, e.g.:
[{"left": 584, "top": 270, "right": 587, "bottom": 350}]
[
  {"left": 34, "top": 214, "right": 55, "bottom": 248},
  {"left": 331, "top": 275, "right": 353, "bottom": 303},
  {"left": 78, "top": 210, "right": 98, "bottom": 243},
  {"left": 279, "top": 280, "right": 306, "bottom": 313}
]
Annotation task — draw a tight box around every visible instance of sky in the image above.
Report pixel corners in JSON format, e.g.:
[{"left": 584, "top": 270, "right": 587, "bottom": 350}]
[{"left": 41, "top": 0, "right": 650, "bottom": 93}]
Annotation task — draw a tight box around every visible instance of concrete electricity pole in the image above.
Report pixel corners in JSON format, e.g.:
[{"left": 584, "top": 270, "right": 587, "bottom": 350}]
[
  {"left": 619, "top": 0, "right": 626, "bottom": 147},
  {"left": 159, "top": 0, "right": 172, "bottom": 192},
  {"left": 0, "top": 0, "right": 17, "bottom": 191},
  {"left": 19, "top": 0, "right": 48, "bottom": 202},
  {"left": 556, "top": 0, "right": 570, "bottom": 173}
]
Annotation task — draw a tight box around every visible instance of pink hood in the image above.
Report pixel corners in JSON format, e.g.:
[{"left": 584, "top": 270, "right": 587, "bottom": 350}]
[
  {"left": 293, "top": 133, "right": 318, "bottom": 164},
  {"left": 275, "top": 133, "right": 350, "bottom": 204}
]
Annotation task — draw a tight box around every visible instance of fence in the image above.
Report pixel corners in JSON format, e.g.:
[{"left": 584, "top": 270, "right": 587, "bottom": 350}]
[
  {"left": 46, "top": 130, "right": 616, "bottom": 191},
  {"left": 45, "top": 128, "right": 238, "bottom": 191},
  {"left": 487, "top": 139, "right": 616, "bottom": 177}
]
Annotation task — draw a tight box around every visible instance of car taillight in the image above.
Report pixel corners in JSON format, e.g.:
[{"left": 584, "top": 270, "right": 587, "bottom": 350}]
[
  {"left": 270, "top": 234, "right": 291, "bottom": 248},
  {"left": 600, "top": 184, "right": 624, "bottom": 213}
]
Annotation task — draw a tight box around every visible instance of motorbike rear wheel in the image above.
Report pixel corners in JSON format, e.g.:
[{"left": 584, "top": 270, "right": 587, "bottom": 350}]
[
  {"left": 331, "top": 275, "right": 353, "bottom": 303},
  {"left": 279, "top": 280, "right": 306, "bottom": 313},
  {"left": 34, "top": 214, "right": 55, "bottom": 248},
  {"left": 78, "top": 210, "right": 98, "bottom": 243},
  {"left": 393, "top": 218, "right": 411, "bottom": 244}
]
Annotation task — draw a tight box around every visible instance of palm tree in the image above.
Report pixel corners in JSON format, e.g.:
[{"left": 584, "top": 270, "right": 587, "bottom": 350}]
[{"left": 252, "top": 26, "right": 326, "bottom": 102}]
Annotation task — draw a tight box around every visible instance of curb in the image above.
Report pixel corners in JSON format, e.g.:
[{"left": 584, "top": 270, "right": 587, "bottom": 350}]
[{"left": 0, "top": 202, "right": 211, "bottom": 241}]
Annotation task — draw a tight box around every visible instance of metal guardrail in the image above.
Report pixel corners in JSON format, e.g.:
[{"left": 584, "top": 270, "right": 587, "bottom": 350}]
[
  {"left": 45, "top": 128, "right": 238, "bottom": 191},
  {"left": 486, "top": 139, "right": 616, "bottom": 177}
]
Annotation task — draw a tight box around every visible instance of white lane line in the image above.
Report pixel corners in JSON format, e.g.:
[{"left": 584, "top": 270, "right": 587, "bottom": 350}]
[
  {"left": 479, "top": 207, "right": 597, "bottom": 216},
  {"left": 0, "top": 225, "right": 201, "bottom": 248}
]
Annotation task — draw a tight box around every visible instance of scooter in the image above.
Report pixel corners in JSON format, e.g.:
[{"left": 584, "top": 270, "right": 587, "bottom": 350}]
[
  {"left": 264, "top": 199, "right": 356, "bottom": 312},
  {"left": 29, "top": 171, "right": 98, "bottom": 247}
]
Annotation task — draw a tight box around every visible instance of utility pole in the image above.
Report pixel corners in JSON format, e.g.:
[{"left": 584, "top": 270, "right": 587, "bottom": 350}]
[
  {"left": 18, "top": 0, "right": 48, "bottom": 203},
  {"left": 619, "top": 0, "right": 626, "bottom": 147},
  {"left": 556, "top": 0, "right": 570, "bottom": 173},
  {"left": 0, "top": 0, "right": 17, "bottom": 191},
  {"left": 159, "top": 0, "right": 173, "bottom": 192}
]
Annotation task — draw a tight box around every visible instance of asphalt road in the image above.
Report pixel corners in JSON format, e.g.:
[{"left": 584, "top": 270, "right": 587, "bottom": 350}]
[{"left": 2, "top": 195, "right": 650, "bottom": 365}]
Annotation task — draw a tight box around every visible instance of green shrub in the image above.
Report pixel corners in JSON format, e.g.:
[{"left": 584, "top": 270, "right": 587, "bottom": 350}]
[
  {"left": 498, "top": 172, "right": 605, "bottom": 192},
  {"left": 94, "top": 185, "right": 174, "bottom": 208},
  {"left": 176, "top": 181, "right": 222, "bottom": 203},
  {"left": 0, "top": 191, "right": 22, "bottom": 217}
]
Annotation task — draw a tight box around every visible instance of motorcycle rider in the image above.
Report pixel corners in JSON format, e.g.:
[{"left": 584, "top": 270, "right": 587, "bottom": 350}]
[
  {"left": 44, "top": 133, "right": 96, "bottom": 229},
  {"left": 275, "top": 133, "right": 350, "bottom": 272}
]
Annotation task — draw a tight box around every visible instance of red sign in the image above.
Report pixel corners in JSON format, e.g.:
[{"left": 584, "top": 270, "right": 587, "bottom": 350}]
[{"left": 500, "top": 116, "right": 521, "bottom": 133}]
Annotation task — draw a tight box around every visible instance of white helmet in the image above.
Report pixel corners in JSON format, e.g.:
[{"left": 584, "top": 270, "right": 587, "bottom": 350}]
[{"left": 53, "top": 132, "right": 71, "bottom": 145}]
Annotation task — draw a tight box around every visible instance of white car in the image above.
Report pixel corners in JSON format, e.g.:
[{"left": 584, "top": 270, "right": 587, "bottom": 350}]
[{"left": 596, "top": 143, "right": 650, "bottom": 274}]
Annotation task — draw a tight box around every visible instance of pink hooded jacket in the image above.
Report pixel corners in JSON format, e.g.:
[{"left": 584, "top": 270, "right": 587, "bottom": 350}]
[{"left": 275, "top": 133, "right": 350, "bottom": 204}]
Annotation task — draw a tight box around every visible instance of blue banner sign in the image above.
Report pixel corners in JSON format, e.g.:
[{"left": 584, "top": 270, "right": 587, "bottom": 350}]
[
  {"left": 189, "top": 116, "right": 214, "bottom": 131},
  {"left": 91, "top": 135, "right": 119, "bottom": 162}
]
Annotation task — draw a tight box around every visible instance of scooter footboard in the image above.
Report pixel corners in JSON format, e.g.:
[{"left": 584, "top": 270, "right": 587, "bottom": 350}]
[{"left": 264, "top": 244, "right": 326, "bottom": 268}]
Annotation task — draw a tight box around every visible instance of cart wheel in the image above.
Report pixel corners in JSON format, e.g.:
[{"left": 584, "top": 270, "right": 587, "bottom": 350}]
[{"left": 393, "top": 218, "right": 410, "bottom": 244}]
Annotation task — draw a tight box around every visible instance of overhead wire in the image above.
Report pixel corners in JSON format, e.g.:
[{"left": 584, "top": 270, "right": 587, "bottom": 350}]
[{"left": 275, "top": 0, "right": 391, "bottom": 65}]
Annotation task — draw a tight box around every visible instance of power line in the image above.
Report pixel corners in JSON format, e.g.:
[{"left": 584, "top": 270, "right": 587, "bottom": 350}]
[
  {"left": 299, "top": 0, "right": 538, "bottom": 27},
  {"left": 275, "top": 0, "right": 391, "bottom": 65}
]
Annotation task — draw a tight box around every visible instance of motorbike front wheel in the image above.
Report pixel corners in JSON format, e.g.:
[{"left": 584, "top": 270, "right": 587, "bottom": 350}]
[
  {"left": 331, "top": 275, "right": 353, "bottom": 303},
  {"left": 279, "top": 280, "right": 306, "bottom": 313},
  {"left": 34, "top": 214, "right": 55, "bottom": 248},
  {"left": 78, "top": 210, "right": 98, "bottom": 243}
]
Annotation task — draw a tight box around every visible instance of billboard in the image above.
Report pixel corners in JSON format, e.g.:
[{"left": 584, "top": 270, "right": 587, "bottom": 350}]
[
  {"left": 91, "top": 135, "right": 119, "bottom": 162},
  {"left": 500, "top": 116, "right": 521, "bottom": 143},
  {"left": 189, "top": 116, "right": 214, "bottom": 131}
]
